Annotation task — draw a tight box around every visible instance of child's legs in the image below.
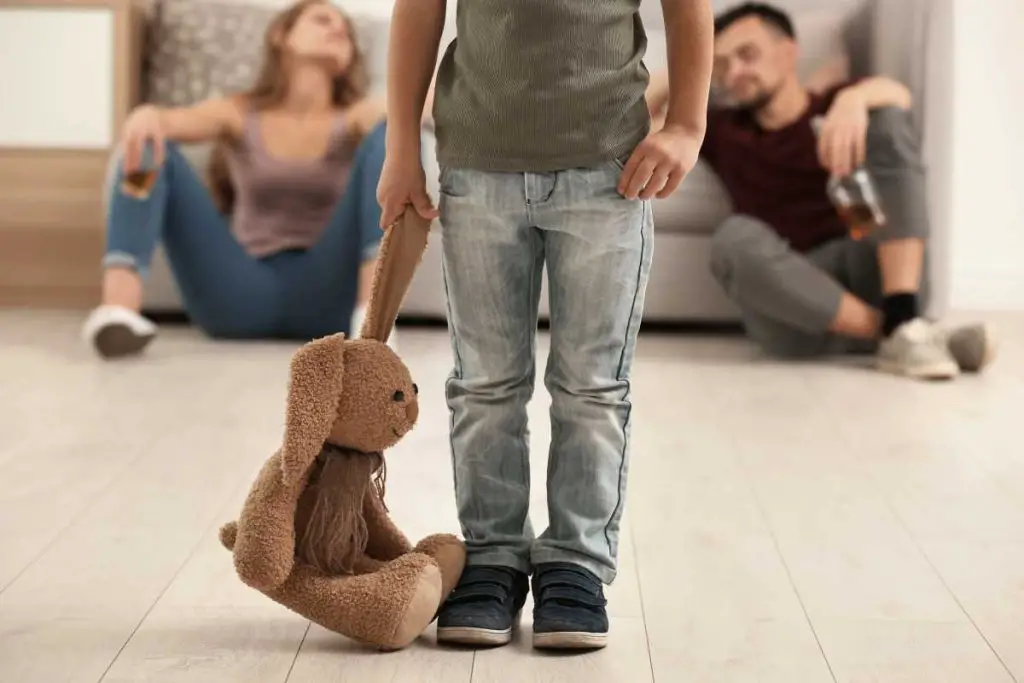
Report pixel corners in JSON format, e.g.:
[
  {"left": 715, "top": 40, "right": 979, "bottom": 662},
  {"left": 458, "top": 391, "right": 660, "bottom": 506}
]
[
  {"left": 532, "top": 161, "right": 653, "bottom": 584},
  {"left": 285, "top": 122, "right": 387, "bottom": 339},
  {"left": 105, "top": 142, "right": 281, "bottom": 338},
  {"left": 439, "top": 167, "right": 543, "bottom": 576}
]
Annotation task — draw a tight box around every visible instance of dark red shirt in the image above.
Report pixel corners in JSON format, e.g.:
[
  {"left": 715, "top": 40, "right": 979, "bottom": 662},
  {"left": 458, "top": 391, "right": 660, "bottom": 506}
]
[{"left": 700, "top": 84, "right": 849, "bottom": 253}]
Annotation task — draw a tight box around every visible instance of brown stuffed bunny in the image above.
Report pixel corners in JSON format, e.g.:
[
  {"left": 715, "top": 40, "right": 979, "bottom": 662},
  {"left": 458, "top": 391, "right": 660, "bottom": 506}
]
[{"left": 218, "top": 212, "right": 465, "bottom": 650}]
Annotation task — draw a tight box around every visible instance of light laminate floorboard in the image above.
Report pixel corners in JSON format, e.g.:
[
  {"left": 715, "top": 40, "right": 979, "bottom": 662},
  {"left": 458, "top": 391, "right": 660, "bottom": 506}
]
[{"left": 1, "top": 310, "right": 1021, "bottom": 683}]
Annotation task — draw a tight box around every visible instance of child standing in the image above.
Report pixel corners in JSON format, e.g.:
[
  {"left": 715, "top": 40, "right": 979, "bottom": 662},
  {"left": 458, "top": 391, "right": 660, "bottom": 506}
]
[{"left": 378, "top": 0, "right": 713, "bottom": 650}]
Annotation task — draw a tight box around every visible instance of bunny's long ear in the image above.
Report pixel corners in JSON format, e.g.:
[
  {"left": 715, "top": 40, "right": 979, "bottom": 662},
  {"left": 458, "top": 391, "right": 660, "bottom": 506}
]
[
  {"left": 281, "top": 333, "right": 346, "bottom": 486},
  {"left": 359, "top": 210, "right": 431, "bottom": 342}
]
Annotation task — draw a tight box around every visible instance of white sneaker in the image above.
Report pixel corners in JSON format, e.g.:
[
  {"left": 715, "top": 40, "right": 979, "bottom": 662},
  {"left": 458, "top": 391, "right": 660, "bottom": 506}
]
[
  {"left": 942, "top": 322, "right": 998, "bottom": 373},
  {"left": 82, "top": 305, "right": 157, "bottom": 359},
  {"left": 876, "top": 318, "right": 959, "bottom": 380}
]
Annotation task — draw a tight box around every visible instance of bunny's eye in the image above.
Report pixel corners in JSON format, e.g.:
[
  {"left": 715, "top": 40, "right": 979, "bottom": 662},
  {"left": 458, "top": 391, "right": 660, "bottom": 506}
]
[
  {"left": 412, "top": 383, "right": 419, "bottom": 395},
  {"left": 392, "top": 390, "right": 405, "bottom": 402}
]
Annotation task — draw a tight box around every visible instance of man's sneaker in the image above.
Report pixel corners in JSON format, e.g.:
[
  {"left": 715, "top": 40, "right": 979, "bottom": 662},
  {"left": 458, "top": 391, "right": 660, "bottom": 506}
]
[
  {"left": 876, "top": 318, "right": 959, "bottom": 380},
  {"left": 82, "top": 305, "right": 157, "bottom": 359},
  {"left": 531, "top": 562, "right": 609, "bottom": 650},
  {"left": 436, "top": 565, "right": 529, "bottom": 647},
  {"left": 943, "top": 322, "right": 997, "bottom": 373}
]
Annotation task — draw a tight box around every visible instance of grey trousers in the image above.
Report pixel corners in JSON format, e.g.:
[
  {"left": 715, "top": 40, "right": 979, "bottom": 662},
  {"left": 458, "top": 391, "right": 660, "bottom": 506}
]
[{"left": 709, "top": 107, "right": 931, "bottom": 358}]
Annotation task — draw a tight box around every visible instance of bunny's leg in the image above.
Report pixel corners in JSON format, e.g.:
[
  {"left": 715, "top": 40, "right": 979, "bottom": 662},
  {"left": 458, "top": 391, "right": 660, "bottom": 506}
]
[
  {"left": 266, "top": 553, "right": 442, "bottom": 650},
  {"left": 413, "top": 534, "right": 466, "bottom": 602}
]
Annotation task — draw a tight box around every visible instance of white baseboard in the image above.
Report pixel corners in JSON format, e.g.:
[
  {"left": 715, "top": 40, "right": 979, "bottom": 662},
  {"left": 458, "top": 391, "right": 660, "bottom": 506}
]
[{"left": 949, "top": 269, "right": 1024, "bottom": 311}]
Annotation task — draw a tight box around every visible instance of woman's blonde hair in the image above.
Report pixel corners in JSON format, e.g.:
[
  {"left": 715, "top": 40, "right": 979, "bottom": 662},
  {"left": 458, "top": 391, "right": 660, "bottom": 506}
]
[{"left": 208, "top": 0, "right": 368, "bottom": 213}]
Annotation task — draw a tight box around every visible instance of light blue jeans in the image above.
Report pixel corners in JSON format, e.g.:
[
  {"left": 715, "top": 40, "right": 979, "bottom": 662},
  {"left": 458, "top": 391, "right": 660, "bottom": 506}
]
[{"left": 439, "top": 159, "right": 653, "bottom": 584}]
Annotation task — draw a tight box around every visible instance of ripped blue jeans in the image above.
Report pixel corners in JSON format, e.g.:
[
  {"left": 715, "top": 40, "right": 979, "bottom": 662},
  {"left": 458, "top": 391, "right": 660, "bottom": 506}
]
[{"left": 104, "top": 123, "right": 386, "bottom": 339}]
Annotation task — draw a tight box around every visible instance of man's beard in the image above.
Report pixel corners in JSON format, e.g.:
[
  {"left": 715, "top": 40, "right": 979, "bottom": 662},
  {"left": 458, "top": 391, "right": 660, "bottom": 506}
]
[{"left": 735, "top": 81, "right": 783, "bottom": 114}]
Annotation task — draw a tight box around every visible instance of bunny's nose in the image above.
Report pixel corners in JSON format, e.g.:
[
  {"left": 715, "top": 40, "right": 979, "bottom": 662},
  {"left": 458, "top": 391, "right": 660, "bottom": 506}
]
[{"left": 405, "top": 399, "right": 419, "bottom": 423}]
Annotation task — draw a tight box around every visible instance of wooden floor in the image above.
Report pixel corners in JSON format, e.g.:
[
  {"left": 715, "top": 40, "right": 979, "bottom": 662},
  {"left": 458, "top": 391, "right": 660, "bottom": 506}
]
[{"left": 1, "top": 310, "right": 1023, "bottom": 683}]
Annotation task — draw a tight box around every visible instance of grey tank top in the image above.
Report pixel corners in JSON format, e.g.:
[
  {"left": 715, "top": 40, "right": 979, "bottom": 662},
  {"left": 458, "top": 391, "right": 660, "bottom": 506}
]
[
  {"left": 224, "top": 112, "right": 355, "bottom": 257},
  {"left": 432, "top": 0, "right": 651, "bottom": 173}
]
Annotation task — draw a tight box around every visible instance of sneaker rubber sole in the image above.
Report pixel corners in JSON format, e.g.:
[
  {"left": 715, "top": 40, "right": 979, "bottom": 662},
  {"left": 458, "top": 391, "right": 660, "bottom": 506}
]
[
  {"left": 948, "top": 322, "right": 998, "bottom": 373},
  {"left": 876, "top": 357, "right": 959, "bottom": 381},
  {"left": 437, "top": 611, "right": 522, "bottom": 647},
  {"left": 533, "top": 629, "right": 608, "bottom": 650},
  {"left": 436, "top": 625, "right": 514, "bottom": 647},
  {"left": 94, "top": 322, "right": 155, "bottom": 359}
]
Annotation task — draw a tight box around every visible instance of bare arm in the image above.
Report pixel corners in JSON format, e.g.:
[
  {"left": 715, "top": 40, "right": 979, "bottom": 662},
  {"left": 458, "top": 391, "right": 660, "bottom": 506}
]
[
  {"left": 660, "top": 0, "right": 714, "bottom": 136},
  {"left": 838, "top": 75, "right": 913, "bottom": 110},
  {"left": 817, "top": 76, "right": 912, "bottom": 177},
  {"left": 618, "top": 0, "right": 713, "bottom": 199},
  {"left": 120, "top": 96, "right": 244, "bottom": 172},
  {"left": 385, "top": 0, "right": 446, "bottom": 156},
  {"left": 153, "top": 97, "right": 244, "bottom": 143},
  {"left": 645, "top": 68, "right": 671, "bottom": 118},
  {"left": 376, "top": 0, "right": 446, "bottom": 227}
]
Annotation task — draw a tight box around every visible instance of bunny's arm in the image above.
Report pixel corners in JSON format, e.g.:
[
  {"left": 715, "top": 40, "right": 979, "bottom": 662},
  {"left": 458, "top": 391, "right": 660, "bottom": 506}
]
[
  {"left": 232, "top": 450, "right": 303, "bottom": 590},
  {"left": 362, "top": 493, "right": 414, "bottom": 561}
]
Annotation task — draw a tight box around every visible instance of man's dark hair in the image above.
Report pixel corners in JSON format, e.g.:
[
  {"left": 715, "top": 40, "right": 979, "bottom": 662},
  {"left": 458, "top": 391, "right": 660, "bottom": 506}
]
[{"left": 714, "top": 3, "right": 797, "bottom": 39}]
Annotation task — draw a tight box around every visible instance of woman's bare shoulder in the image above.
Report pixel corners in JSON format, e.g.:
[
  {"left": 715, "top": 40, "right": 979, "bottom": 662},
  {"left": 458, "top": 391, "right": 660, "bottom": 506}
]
[{"left": 347, "top": 96, "right": 387, "bottom": 135}]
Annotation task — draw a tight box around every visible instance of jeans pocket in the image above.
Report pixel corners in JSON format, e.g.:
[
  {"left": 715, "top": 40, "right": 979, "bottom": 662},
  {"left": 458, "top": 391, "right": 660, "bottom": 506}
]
[{"left": 439, "top": 165, "right": 472, "bottom": 199}]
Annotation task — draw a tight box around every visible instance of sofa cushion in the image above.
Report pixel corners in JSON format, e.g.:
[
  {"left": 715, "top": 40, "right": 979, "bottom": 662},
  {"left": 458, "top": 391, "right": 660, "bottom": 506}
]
[
  {"left": 144, "top": 0, "right": 389, "bottom": 105},
  {"left": 145, "top": 0, "right": 275, "bottom": 106}
]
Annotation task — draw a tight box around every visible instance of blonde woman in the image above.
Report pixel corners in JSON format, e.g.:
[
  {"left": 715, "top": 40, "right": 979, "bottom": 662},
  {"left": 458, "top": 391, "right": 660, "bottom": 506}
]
[{"left": 84, "top": 0, "right": 395, "bottom": 358}]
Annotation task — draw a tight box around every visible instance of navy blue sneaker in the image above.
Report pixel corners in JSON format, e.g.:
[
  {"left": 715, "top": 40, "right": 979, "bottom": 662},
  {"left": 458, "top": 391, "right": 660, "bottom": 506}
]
[
  {"left": 436, "top": 565, "right": 529, "bottom": 647},
  {"left": 531, "top": 562, "right": 609, "bottom": 650}
]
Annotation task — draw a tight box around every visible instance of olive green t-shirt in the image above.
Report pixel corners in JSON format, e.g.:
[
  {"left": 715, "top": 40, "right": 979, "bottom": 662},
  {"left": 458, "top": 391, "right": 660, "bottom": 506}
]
[{"left": 432, "top": 0, "right": 652, "bottom": 172}]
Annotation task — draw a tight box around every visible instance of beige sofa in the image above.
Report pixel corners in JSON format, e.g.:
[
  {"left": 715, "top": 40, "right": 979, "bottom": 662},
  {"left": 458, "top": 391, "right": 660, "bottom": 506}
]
[{"left": 139, "top": 0, "right": 951, "bottom": 322}]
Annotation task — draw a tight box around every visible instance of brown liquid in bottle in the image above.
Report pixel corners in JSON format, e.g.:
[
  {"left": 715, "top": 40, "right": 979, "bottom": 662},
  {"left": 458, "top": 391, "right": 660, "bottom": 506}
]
[
  {"left": 120, "top": 169, "right": 159, "bottom": 199},
  {"left": 812, "top": 117, "right": 887, "bottom": 240},
  {"left": 835, "top": 202, "right": 879, "bottom": 241}
]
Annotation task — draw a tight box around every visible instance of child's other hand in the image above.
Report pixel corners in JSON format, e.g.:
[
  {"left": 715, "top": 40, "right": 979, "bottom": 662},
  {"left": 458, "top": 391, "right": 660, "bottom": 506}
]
[
  {"left": 617, "top": 124, "right": 704, "bottom": 200},
  {"left": 377, "top": 155, "right": 439, "bottom": 229}
]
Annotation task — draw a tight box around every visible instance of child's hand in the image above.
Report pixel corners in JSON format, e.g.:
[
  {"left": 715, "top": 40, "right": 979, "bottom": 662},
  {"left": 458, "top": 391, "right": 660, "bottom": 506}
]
[
  {"left": 617, "top": 124, "right": 704, "bottom": 200},
  {"left": 377, "top": 155, "right": 439, "bottom": 229}
]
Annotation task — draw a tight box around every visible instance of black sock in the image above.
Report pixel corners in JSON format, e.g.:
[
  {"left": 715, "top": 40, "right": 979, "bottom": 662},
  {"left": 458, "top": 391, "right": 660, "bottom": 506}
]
[{"left": 881, "top": 293, "right": 919, "bottom": 337}]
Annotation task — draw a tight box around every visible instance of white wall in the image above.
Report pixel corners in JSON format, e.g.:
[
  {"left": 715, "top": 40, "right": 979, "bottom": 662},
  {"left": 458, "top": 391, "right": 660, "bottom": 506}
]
[
  {"left": 339, "top": 0, "right": 393, "bottom": 19},
  {"left": 947, "top": 0, "right": 1024, "bottom": 311},
  {"left": 0, "top": 8, "right": 115, "bottom": 149}
]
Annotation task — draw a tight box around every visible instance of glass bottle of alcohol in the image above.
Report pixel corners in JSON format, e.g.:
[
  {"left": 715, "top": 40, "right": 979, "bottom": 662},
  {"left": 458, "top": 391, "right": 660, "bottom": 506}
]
[{"left": 811, "top": 116, "right": 887, "bottom": 240}]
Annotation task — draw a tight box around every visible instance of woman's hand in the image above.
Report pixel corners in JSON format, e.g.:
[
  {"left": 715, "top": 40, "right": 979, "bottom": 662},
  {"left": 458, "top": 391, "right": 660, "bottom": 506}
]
[
  {"left": 377, "top": 152, "right": 438, "bottom": 229},
  {"left": 121, "top": 105, "right": 166, "bottom": 174}
]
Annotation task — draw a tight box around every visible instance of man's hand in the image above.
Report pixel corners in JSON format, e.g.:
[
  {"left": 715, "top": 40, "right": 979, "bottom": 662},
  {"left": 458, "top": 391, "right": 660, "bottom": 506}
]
[
  {"left": 376, "top": 153, "right": 439, "bottom": 229},
  {"left": 618, "top": 124, "right": 704, "bottom": 200},
  {"left": 817, "top": 88, "right": 869, "bottom": 178}
]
